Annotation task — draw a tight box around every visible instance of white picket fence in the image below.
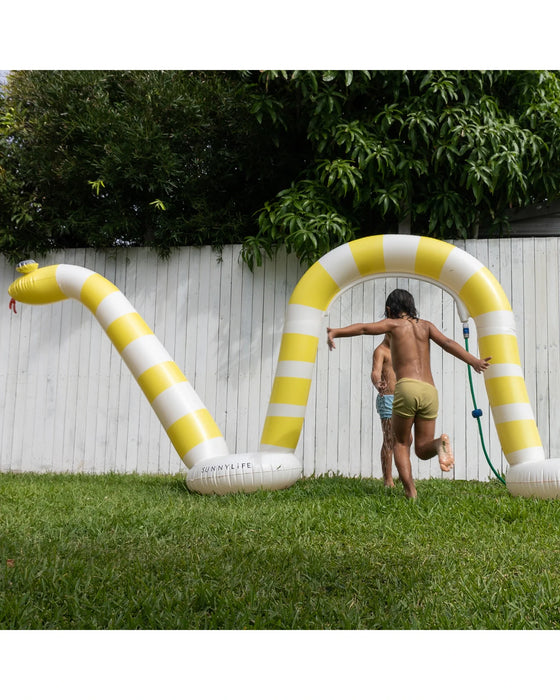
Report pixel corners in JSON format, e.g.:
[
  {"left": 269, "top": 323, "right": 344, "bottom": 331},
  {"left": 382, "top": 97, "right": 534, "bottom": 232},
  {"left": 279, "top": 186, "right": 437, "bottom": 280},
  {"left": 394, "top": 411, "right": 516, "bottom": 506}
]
[{"left": 1, "top": 237, "right": 559, "bottom": 483}]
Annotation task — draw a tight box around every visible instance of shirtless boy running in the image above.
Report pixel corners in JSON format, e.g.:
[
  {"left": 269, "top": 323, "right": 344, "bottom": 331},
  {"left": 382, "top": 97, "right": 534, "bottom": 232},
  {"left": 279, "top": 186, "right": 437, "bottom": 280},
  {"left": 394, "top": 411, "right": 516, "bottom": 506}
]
[
  {"left": 327, "top": 289, "right": 491, "bottom": 499},
  {"left": 371, "top": 335, "right": 396, "bottom": 488}
]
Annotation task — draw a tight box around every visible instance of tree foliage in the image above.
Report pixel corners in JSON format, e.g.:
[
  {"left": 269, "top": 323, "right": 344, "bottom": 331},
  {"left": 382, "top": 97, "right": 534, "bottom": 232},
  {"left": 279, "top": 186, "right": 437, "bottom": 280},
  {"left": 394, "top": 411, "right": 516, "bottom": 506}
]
[
  {"left": 0, "top": 70, "right": 307, "bottom": 260},
  {"left": 241, "top": 70, "right": 560, "bottom": 267},
  {"left": 2, "top": 70, "right": 560, "bottom": 267}
]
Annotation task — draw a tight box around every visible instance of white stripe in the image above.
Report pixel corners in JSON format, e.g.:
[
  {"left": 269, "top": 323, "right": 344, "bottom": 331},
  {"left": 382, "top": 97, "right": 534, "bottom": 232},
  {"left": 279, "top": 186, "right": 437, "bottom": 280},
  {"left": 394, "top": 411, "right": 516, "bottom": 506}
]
[
  {"left": 275, "top": 360, "right": 315, "bottom": 379},
  {"left": 183, "top": 437, "right": 230, "bottom": 468},
  {"left": 56, "top": 265, "right": 96, "bottom": 299},
  {"left": 383, "top": 234, "right": 420, "bottom": 272},
  {"left": 95, "top": 291, "right": 137, "bottom": 331},
  {"left": 491, "top": 403, "right": 536, "bottom": 424},
  {"left": 120, "top": 335, "right": 174, "bottom": 377},
  {"left": 483, "top": 363, "right": 524, "bottom": 380},
  {"left": 151, "top": 382, "right": 207, "bottom": 430},
  {"left": 284, "top": 304, "right": 324, "bottom": 335},
  {"left": 265, "top": 404, "right": 307, "bottom": 418},
  {"left": 439, "top": 247, "right": 484, "bottom": 292},
  {"left": 318, "top": 243, "right": 360, "bottom": 288},
  {"left": 506, "top": 446, "right": 545, "bottom": 466},
  {"left": 473, "top": 310, "right": 517, "bottom": 337}
]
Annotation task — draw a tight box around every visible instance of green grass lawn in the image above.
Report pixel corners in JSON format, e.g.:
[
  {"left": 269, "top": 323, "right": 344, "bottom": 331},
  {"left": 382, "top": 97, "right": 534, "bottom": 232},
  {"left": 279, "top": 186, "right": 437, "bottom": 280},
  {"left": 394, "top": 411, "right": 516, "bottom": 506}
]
[{"left": 1, "top": 472, "right": 560, "bottom": 630}]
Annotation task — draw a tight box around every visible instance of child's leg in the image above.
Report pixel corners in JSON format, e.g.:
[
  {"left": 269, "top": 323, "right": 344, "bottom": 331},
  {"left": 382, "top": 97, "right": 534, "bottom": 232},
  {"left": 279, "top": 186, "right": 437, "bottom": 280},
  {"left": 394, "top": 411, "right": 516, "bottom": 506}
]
[
  {"left": 414, "top": 418, "right": 454, "bottom": 471},
  {"left": 390, "top": 414, "right": 416, "bottom": 498},
  {"left": 380, "top": 417, "right": 395, "bottom": 487}
]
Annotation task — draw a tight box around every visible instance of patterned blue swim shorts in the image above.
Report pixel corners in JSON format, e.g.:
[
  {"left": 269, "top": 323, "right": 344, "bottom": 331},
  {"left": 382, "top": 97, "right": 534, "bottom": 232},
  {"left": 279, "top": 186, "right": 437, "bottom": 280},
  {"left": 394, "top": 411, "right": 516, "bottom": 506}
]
[{"left": 376, "top": 394, "right": 394, "bottom": 420}]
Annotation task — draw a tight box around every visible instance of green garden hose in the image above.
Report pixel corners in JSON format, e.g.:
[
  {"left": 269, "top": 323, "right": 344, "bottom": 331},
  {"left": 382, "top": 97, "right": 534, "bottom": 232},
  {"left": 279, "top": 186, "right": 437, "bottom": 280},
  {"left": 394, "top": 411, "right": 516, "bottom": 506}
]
[{"left": 463, "top": 324, "right": 507, "bottom": 485}]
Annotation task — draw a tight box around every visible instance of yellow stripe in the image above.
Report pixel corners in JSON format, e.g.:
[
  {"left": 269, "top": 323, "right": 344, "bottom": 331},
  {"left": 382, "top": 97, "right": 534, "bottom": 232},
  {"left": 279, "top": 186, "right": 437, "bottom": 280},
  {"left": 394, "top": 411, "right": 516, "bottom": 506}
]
[
  {"left": 80, "top": 273, "right": 119, "bottom": 313},
  {"left": 137, "top": 361, "right": 188, "bottom": 403},
  {"left": 485, "top": 376, "right": 530, "bottom": 407},
  {"left": 497, "top": 420, "right": 542, "bottom": 455},
  {"left": 289, "top": 262, "right": 340, "bottom": 310},
  {"left": 270, "top": 376, "right": 312, "bottom": 405},
  {"left": 166, "top": 409, "right": 224, "bottom": 457},
  {"left": 478, "top": 334, "right": 521, "bottom": 366},
  {"left": 106, "top": 312, "right": 153, "bottom": 353},
  {"left": 415, "top": 237, "right": 454, "bottom": 279},
  {"left": 348, "top": 236, "right": 385, "bottom": 276},
  {"left": 9, "top": 266, "right": 67, "bottom": 305},
  {"left": 278, "top": 333, "right": 319, "bottom": 363},
  {"left": 261, "top": 416, "right": 305, "bottom": 450},
  {"left": 459, "top": 267, "right": 512, "bottom": 317}
]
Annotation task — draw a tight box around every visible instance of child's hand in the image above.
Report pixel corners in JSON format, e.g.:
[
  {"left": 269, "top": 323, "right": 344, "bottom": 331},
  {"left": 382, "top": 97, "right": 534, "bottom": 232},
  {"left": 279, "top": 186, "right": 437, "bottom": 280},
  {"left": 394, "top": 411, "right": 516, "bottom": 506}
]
[
  {"left": 473, "top": 356, "right": 492, "bottom": 373},
  {"left": 326, "top": 328, "right": 336, "bottom": 350}
]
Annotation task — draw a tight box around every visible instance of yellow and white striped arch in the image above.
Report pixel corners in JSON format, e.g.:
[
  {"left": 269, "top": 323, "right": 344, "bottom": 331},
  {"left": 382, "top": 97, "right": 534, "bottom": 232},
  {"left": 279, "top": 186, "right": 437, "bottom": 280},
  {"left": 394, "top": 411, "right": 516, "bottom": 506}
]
[
  {"left": 259, "top": 234, "right": 544, "bottom": 468},
  {"left": 9, "top": 264, "right": 229, "bottom": 468}
]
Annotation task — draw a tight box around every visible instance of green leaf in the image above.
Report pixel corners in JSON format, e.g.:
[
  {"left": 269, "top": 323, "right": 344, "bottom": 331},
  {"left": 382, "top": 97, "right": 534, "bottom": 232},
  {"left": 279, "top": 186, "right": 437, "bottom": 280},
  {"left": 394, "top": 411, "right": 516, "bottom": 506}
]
[{"left": 88, "top": 179, "right": 105, "bottom": 196}]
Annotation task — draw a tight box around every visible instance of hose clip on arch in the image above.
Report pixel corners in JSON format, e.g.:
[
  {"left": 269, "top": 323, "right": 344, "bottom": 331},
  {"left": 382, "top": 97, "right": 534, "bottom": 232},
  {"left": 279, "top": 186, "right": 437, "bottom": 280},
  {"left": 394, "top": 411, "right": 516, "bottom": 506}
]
[{"left": 463, "top": 325, "right": 506, "bottom": 485}]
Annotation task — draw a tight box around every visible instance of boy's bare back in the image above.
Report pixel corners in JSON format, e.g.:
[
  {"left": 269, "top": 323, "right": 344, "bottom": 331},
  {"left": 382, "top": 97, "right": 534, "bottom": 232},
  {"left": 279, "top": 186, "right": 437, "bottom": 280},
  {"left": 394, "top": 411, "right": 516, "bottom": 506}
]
[
  {"left": 387, "top": 318, "right": 435, "bottom": 385},
  {"left": 387, "top": 316, "right": 490, "bottom": 382}
]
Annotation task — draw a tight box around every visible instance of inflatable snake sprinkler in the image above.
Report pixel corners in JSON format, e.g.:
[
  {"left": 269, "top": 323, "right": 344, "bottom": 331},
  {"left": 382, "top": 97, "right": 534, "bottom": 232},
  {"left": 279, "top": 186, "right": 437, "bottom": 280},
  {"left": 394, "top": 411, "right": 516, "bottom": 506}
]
[{"left": 9, "top": 236, "right": 560, "bottom": 498}]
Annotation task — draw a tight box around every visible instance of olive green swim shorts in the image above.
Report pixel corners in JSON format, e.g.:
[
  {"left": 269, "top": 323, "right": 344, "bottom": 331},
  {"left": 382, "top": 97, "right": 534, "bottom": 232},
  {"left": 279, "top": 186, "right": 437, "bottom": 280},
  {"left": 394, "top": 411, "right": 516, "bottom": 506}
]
[{"left": 392, "top": 378, "right": 439, "bottom": 420}]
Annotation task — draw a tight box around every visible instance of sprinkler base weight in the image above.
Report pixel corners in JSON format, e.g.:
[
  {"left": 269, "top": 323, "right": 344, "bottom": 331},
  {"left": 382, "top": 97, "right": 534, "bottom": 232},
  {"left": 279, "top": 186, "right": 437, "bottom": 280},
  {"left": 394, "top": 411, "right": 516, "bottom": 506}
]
[
  {"left": 506, "top": 458, "right": 560, "bottom": 499},
  {"left": 186, "top": 452, "right": 303, "bottom": 495}
]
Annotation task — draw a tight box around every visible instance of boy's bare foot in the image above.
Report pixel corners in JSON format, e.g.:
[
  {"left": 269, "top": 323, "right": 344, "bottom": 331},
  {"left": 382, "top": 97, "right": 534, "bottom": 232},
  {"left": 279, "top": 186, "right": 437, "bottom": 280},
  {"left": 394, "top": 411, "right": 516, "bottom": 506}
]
[
  {"left": 437, "top": 434, "right": 454, "bottom": 471},
  {"left": 403, "top": 484, "right": 417, "bottom": 499}
]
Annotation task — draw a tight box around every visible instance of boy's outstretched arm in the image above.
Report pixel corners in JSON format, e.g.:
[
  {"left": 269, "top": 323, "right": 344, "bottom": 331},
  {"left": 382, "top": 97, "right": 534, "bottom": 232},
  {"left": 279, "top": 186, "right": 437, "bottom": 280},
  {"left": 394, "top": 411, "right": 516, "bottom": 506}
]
[
  {"left": 327, "top": 320, "right": 392, "bottom": 350},
  {"left": 428, "top": 323, "right": 491, "bottom": 373}
]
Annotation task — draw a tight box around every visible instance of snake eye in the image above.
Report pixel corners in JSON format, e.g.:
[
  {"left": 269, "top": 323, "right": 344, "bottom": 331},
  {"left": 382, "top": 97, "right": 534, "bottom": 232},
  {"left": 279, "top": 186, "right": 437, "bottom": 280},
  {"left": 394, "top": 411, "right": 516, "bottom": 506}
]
[{"left": 16, "top": 260, "right": 39, "bottom": 275}]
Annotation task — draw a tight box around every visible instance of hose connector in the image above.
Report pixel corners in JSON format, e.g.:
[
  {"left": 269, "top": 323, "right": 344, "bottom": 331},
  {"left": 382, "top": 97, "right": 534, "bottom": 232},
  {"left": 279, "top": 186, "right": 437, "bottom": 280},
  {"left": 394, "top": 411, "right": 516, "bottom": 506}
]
[{"left": 462, "top": 322, "right": 470, "bottom": 339}]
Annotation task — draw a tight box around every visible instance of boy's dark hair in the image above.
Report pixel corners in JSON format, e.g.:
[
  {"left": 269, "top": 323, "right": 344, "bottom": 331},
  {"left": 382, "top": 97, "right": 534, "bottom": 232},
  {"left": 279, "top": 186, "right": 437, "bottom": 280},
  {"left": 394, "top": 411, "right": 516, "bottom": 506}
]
[{"left": 385, "top": 289, "right": 418, "bottom": 320}]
